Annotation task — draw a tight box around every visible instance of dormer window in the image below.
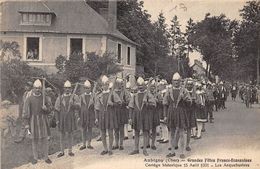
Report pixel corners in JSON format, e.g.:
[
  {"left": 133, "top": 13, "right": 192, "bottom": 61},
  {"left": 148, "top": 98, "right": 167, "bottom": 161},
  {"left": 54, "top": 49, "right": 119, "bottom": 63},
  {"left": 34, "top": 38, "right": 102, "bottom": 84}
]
[{"left": 19, "top": 12, "right": 54, "bottom": 26}]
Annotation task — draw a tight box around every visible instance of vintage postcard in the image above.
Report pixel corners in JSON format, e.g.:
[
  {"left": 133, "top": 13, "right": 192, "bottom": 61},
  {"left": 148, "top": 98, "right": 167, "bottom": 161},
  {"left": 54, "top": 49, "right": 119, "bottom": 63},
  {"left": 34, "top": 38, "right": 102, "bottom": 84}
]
[{"left": 0, "top": 0, "right": 260, "bottom": 169}]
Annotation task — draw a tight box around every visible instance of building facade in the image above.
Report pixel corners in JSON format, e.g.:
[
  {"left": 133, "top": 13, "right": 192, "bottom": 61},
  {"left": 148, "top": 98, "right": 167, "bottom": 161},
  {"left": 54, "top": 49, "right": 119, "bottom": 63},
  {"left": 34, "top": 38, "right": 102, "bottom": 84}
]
[{"left": 0, "top": 0, "right": 137, "bottom": 77}]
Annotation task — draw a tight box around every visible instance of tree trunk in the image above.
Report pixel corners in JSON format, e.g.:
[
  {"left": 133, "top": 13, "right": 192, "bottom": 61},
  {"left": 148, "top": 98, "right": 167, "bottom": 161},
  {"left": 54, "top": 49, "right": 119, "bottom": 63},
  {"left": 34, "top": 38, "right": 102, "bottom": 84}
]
[
  {"left": 257, "top": 32, "right": 260, "bottom": 85},
  {"left": 206, "top": 62, "right": 209, "bottom": 78}
]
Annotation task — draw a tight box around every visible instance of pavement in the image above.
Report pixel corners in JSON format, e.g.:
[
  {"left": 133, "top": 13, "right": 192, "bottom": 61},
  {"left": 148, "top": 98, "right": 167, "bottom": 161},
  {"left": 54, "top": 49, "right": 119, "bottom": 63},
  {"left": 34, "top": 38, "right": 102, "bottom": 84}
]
[{"left": 14, "top": 98, "right": 260, "bottom": 169}]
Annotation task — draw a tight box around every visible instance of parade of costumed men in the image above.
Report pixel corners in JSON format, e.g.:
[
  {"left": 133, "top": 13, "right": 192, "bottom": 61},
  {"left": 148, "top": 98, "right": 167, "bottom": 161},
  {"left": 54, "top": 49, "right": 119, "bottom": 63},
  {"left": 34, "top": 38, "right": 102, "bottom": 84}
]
[{"left": 5, "top": 71, "right": 250, "bottom": 166}]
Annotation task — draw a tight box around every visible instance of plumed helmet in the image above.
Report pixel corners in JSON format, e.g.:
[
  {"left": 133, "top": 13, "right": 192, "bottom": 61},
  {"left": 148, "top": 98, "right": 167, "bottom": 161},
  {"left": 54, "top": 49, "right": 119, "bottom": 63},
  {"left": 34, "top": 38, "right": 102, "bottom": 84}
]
[
  {"left": 137, "top": 77, "right": 144, "bottom": 86},
  {"left": 84, "top": 80, "right": 91, "bottom": 88},
  {"left": 64, "top": 80, "right": 72, "bottom": 88},
  {"left": 172, "top": 72, "right": 181, "bottom": 80},
  {"left": 33, "top": 79, "right": 42, "bottom": 88}
]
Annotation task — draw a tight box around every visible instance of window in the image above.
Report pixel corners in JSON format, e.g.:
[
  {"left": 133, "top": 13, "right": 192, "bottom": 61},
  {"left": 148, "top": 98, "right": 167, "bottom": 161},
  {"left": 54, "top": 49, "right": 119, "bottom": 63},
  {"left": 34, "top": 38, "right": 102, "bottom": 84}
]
[
  {"left": 127, "top": 46, "right": 131, "bottom": 65},
  {"left": 20, "top": 13, "right": 52, "bottom": 26},
  {"left": 26, "top": 37, "right": 40, "bottom": 60},
  {"left": 70, "top": 38, "right": 83, "bottom": 55},
  {"left": 117, "top": 43, "right": 122, "bottom": 63}
]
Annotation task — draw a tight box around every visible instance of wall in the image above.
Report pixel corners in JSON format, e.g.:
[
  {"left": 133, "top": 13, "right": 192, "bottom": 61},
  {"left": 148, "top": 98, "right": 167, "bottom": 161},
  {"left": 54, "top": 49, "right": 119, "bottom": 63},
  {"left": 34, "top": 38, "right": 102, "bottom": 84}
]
[{"left": 1, "top": 32, "right": 136, "bottom": 77}]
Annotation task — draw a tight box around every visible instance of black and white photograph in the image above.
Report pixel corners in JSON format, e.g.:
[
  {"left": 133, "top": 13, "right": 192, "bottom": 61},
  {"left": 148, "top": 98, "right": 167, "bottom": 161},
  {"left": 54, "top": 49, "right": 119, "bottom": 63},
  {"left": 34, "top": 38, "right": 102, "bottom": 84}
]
[{"left": 0, "top": 0, "right": 260, "bottom": 169}]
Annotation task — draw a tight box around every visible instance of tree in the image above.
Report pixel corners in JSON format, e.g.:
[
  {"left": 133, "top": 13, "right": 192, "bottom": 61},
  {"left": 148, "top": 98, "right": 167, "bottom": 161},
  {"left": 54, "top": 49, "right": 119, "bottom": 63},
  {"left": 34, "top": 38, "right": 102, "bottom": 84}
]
[
  {"left": 55, "top": 51, "right": 122, "bottom": 83},
  {"left": 233, "top": 0, "right": 260, "bottom": 82},
  {"left": 188, "top": 13, "right": 235, "bottom": 79},
  {"left": 0, "top": 41, "right": 46, "bottom": 102}
]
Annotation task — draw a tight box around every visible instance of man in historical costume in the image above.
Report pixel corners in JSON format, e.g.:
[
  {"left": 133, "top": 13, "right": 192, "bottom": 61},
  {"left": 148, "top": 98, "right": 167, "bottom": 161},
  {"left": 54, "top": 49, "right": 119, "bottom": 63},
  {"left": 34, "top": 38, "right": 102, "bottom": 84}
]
[
  {"left": 112, "top": 77, "right": 128, "bottom": 150},
  {"left": 23, "top": 79, "right": 52, "bottom": 164},
  {"left": 156, "top": 80, "right": 169, "bottom": 145},
  {"left": 55, "top": 80, "right": 79, "bottom": 158},
  {"left": 124, "top": 81, "right": 133, "bottom": 140},
  {"left": 194, "top": 82, "right": 207, "bottom": 139},
  {"left": 244, "top": 84, "right": 252, "bottom": 108},
  {"left": 78, "top": 80, "right": 96, "bottom": 150},
  {"left": 184, "top": 78, "right": 197, "bottom": 151},
  {"left": 128, "top": 77, "right": 157, "bottom": 156},
  {"left": 205, "top": 82, "right": 215, "bottom": 123},
  {"left": 163, "top": 73, "right": 189, "bottom": 159},
  {"left": 95, "top": 75, "right": 122, "bottom": 155},
  {"left": 147, "top": 79, "right": 160, "bottom": 150},
  {"left": 212, "top": 83, "right": 220, "bottom": 111},
  {"left": 231, "top": 83, "right": 238, "bottom": 101},
  {"left": 219, "top": 81, "right": 227, "bottom": 109}
]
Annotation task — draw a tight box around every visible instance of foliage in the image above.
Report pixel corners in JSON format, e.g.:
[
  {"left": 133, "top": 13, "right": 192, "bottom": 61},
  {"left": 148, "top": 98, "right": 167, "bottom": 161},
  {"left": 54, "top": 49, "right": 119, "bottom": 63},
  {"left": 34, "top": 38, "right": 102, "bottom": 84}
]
[
  {"left": 0, "top": 40, "right": 46, "bottom": 102},
  {"left": 0, "top": 40, "right": 21, "bottom": 62},
  {"left": 233, "top": 0, "right": 260, "bottom": 81},
  {"left": 55, "top": 52, "right": 122, "bottom": 83},
  {"left": 55, "top": 55, "right": 67, "bottom": 74},
  {"left": 188, "top": 13, "right": 235, "bottom": 79}
]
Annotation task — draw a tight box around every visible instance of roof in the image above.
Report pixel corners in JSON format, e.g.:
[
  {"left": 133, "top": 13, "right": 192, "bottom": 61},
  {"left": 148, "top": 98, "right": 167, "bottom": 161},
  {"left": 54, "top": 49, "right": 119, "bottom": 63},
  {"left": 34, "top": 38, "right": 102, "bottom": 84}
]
[{"left": 0, "top": 0, "right": 136, "bottom": 46}]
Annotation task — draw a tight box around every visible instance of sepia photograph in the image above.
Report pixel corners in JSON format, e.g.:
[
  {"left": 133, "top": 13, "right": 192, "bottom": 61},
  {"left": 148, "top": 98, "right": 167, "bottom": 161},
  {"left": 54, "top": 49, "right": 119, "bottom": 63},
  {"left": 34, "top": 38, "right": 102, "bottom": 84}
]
[{"left": 0, "top": 0, "right": 260, "bottom": 169}]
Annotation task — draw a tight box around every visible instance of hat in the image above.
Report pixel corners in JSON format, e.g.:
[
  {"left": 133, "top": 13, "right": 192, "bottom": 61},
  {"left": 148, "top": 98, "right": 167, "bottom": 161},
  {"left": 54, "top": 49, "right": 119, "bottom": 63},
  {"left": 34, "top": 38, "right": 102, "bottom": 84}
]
[
  {"left": 33, "top": 79, "right": 42, "bottom": 88},
  {"left": 84, "top": 80, "right": 91, "bottom": 88},
  {"left": 144, "top": 80, "right": 148, "bottom": 85},
  {"left": 126, "top": 82, "right": 131, "bottom": 89},
  {"left": 64, "top": 80, "right": 72, "bottom": 88},
  {"left": 172, "top": 72, "right": 181, "bottom": 80},
  {"left": 101, "top": 75, "right": 109, "bottom": 84},
  {"left": 109, "top": 82, "right": 113, "bottom": 89},
  {"left": 187, "top": 78, "right": 193, "bottom": 84},
  {"left": 219, "top": 81, "right": 223, "bottom": 85},
  {"left": 137, "top": 77, "right": 144, "bottom": 86}
]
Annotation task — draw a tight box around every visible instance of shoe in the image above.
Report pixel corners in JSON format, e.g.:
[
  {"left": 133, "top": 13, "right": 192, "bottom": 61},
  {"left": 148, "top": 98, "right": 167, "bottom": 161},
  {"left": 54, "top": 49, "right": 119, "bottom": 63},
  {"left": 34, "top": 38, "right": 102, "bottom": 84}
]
[
  {"left": 195, "top": 136, "right": 201, "bottom": 139},
  {"left": 157, "top": 139, "right": 163, "bottom": 142},
  {"left": 180, "top": 154, "right": 185, "bottom": 159},
  {"left": 151, "top": 146, "right": 156, "bottom": 150},
  {"left": 166, "top": 153, "right": 175, "bottom": 158},
  {"left": 108, "top": 151, "right": 113, "bottom": 155},
  {"left": 191, "top": 135, "right": 196, "bottom": 138},
  {"left": 45, "top": 158, "right": 52, "bottom": 164},
  {"left": 96, "top": 137, "right": 102, "bottom": 142},
  {"left": 14, "top": 137, "right": 25, "bottom": 143},
  {"left": 31, "top": 159, "right": 38, "bottom": 165},
  {"left": 68, "top": 152, "right": 75, "bottom": 156},
  {"left": 79, "top": 145, "right": 86, "bottom": 150},
  {"left": 100, "top": 150, "right": 108, "bottom": 155},
  {"left": 168, "top": 147, "right": 171, "bottom": 150},
  {"left": 112, "top": 146, "right": 119, "bottom": 150},
  {"left": 186, "top": 147, "right": 191, "bottom": 151},
  {"left": 160, "top": 140, "right": 169, "bottom": 144},
  {"left": 124, "top": 137, "right": 128, "bottom": 140},
  {"left": 57, "top": 152, "right": 64, "bottom": 158},
  {"left": 119, "top": 146, "right": 124, "bottom": 150},
  {"left": 129, "top": 150, "right": 139, "bottom": 155},
  {"left": 175, "top": 146, "right": 178, "bottom": 150},
  {"left": 143, "top": 150, "right": 149, "bottom": 156},
  {"left": 202, "top": 129, "right": 206, "bottom": 132},
  {"left": 87, "top": 145, "right": 94, "bottom": 149}
]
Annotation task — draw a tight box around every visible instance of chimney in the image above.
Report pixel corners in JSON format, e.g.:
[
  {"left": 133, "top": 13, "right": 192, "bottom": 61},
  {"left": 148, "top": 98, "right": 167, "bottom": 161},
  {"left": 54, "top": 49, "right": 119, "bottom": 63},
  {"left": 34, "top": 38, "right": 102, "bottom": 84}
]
[{"left": 108, "top": 0, "right": 117, "bottom": 32}]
